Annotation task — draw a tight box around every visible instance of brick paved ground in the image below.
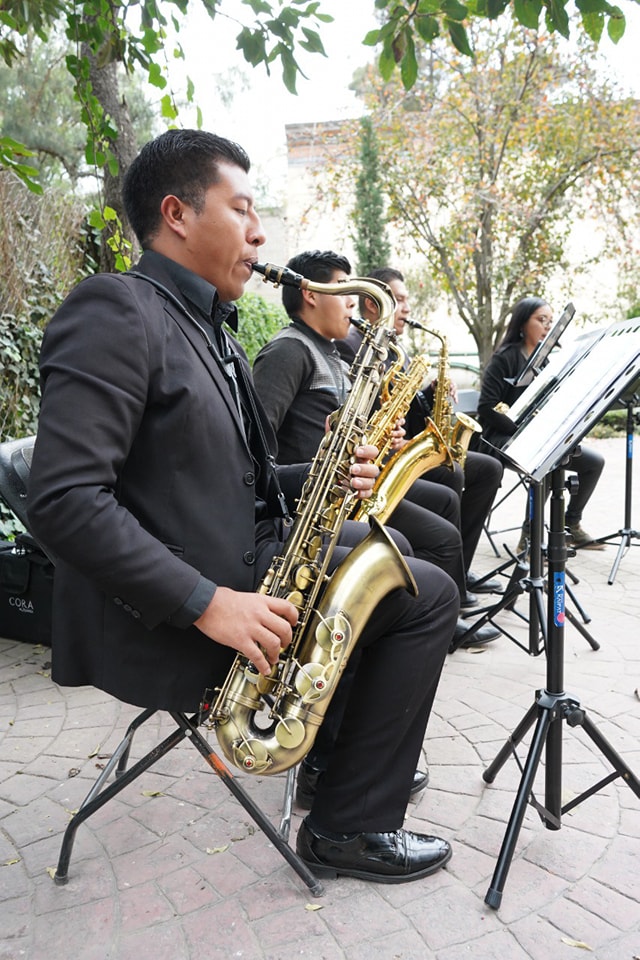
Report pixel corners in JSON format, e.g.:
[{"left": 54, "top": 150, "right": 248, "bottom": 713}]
[{"left": 1, "top": 436, "right": 639, "bottom": 960}]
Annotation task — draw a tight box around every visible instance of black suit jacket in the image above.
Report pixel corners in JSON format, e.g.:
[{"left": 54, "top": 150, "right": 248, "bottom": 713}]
[{"left": 27, "top": 254, "right": 306, "bottom": 710}]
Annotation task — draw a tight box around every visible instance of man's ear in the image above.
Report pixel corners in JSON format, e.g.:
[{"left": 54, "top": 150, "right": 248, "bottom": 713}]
[
  {"left": 300, "top": 287, "right": 316, "bottom": 309},
  {"left": 159, "top": 194, "right": 188, "bottom": 238},
  {"left": 363, "top": 294, "right": 378, "bottom": 319}
]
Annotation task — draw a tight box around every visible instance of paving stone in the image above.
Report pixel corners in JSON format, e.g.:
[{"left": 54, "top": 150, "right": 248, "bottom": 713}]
[{"left": 1, "top": 437, "right": 639, "bottom": 959}]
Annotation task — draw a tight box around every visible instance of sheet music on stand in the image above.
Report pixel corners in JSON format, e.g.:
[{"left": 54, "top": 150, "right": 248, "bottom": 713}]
[
  {"left": 496, "top": 317, "right": 640, "bottom": 481},
  {"left": 505, "top": 302, "right": 576, "bottom": 389},
  {"left": 506, "top": 327, "right": 603, "bottom": 428}
]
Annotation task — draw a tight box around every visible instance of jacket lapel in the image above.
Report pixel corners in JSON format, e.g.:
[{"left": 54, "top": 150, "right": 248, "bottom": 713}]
[{"left": 131, "top": 259, "right": 250, "bottom": 451}]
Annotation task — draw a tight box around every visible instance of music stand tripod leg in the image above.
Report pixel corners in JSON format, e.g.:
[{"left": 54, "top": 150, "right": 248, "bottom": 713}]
[{"left": 592, "top": 395, "right": 640, "bottom": 583}]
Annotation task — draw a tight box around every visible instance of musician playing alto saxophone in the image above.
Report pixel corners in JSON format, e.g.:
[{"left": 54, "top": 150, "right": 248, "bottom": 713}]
[
  {"left": 27, "top": 131, "right": 458, "bottom": 884},
  {"left": 336, "top": 266, "right": 504, "bottom": 602}
]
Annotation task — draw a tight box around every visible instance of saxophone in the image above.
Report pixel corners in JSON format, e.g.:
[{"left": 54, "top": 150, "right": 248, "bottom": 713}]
[
  {"left": 351, "top": 344, "right": 453, "bottom": 523},
  {"left": 407, "top": 320, "right": 481, "bottom": 468},
  {"left": 207, "top": 262, "right": 417, "bottom": 776}
]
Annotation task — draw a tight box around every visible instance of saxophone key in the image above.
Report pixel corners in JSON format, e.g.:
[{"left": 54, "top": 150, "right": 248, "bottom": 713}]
[{"left": 275, "top": 716, "right": 306, "bottom": 749}]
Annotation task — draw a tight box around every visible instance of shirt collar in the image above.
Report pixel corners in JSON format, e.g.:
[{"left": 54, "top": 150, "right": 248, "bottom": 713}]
[
  {"left": 142, "top": 249, "right": 238, "bottom": 333},
  {"left": 290, "top": 316, "right": 340, "bottom": 353}
]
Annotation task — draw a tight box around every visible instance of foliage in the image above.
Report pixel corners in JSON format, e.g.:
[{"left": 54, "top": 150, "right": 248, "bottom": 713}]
[
  {"left": 0, "top": 170, "right": 91, "bottom": 441},
  {"left": 364, "top": 0, "right": 632, "bottom": 91},
  {"left": 351, "top": 116, "right": 391, "bottom": 275},
  {"left": 1, "top": 0, "right": 637, "bottom": 194},
  {"left": 352, "top": 23, "right": 640, "bottom": 366},
  {"left": 0, "top": 30, "right": 155, "bottom": 187},
  {"left": 0, "top": 0, "right": 332, "bottom": 192},
  {"left": 236, "top": 291, "right": 288, "bottom": 364}
]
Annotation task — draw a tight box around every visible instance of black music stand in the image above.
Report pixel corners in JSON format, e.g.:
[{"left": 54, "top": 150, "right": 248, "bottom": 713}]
[
  {"left": 480, "top": 317, "right": 640, "bottom": 909},
  {"left": 483, "top": 464, "right": 640, "bottom": 909},
  {"left": 590, "top": 391, "right": 640, "bottom": 583}
]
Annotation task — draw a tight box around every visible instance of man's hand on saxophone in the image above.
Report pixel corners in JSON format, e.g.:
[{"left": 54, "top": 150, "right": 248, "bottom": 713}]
[
  {"left": 348, "top": 443, "right": 380, "bottom": 498},
  {"left": 194, "top": 589, "right": 298, "bottom": 677}
]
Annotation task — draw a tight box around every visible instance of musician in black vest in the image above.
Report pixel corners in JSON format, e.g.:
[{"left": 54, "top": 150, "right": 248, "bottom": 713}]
[
  {"left": 27, "top": 130, "right": 458, "bottom": 884},
  {"left": 253, "top": 248, "right": 500, "bottom": 808}
]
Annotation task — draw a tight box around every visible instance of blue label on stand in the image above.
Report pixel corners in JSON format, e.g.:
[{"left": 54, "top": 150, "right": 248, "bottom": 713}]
[{"left": 553, "top": 571, "right": 565, "bottom": 626}]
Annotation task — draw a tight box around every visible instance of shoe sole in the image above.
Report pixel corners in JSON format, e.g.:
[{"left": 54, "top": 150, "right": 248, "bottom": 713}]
[{"left": 297, "top": 845, "right": 452, "bottom": 883}]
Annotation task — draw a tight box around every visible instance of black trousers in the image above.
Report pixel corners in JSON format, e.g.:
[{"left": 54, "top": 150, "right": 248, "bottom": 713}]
[
  {"left": 423, "top": 451, "right": 503, "bottom": 572},
  {"left": 304, "top": 520, "right": 458, "bottom": 833},
  {"left": 389, "top": 478, "right": 465, "bottom": 596},
  {"left": 564, "top": 445, "right": 605, "bottom": 525}
]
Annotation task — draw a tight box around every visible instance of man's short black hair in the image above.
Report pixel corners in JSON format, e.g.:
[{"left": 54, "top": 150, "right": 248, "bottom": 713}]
[
  {"left": 282, "top": 250, "right": 352, "bottom": 317},
  {"left": 123, "top": 129, "right": 251, "bottom": 248}
]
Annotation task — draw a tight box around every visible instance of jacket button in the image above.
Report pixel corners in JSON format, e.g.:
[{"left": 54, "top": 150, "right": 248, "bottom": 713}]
[
  {"left": 243, "top": 472, "right": 255, "bottom": 486},
  {"left": 132, "top": 610, "right": 141, "bottom": 620},
  {"left": 243, "top": 551, "right": 255, "bottom": 565},
  {"left": 114, "top": 597, "right": 123, "bottom": 606}
]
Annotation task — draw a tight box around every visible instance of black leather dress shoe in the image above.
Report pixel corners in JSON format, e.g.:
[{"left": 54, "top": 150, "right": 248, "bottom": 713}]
[
  {"left": 451, "top": 618, "right": 500, "bottom": 650},
  {"left": 296, "top": 818, "right": 452, "bottom": 882},
  {"left": 296, "top": 764, "right": 429, "bottom": 810},
  {"left": 459, "top": 590, "right": 478, "bottom": 609},
  {"left": 466, "top": 570, "right": 502, "bottom": 593}
]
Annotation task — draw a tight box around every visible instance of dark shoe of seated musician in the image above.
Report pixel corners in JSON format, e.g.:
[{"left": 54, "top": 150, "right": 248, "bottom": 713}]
[
  {"left": 466, "top": 570, "right": 502, "bottom": 593},
  {"left": 296, "top": 760, "right": 429, "bottom": 811},
  {"left": 297, "top": 818, "right": 452, "bottom": 883},
  {"left": 452, "top": 618, "right": 500, "bottom": 649}
]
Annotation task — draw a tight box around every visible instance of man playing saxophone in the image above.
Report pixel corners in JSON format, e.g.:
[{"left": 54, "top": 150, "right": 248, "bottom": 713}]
[
  {"left": 27, "top": 130, "right": 458, "bottom": 885},
  {"left": 336, "top": 266, "right": 504, "bottom": 601}
]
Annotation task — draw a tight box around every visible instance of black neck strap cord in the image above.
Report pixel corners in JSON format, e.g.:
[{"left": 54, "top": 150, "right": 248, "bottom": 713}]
[{"left": 126, "top": 271, "right": 292, "bottom": 524}]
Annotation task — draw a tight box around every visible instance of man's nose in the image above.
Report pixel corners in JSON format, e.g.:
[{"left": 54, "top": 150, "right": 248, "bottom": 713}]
[{"left": 249, "top": 214, "right": 266, "bottom": 246}]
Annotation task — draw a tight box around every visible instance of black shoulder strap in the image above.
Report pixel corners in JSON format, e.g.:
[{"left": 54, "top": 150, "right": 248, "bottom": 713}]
[{"left": 125, "top": 271, "right": 291, "bottom": 523}]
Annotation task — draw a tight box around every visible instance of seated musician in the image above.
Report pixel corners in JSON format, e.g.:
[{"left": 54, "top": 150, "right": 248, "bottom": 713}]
[
  {"left": 335, "top": 266, "right": 504, "bottom": 597},
  {"left": 26, "top": 130, "right": 458, "bottom": 885},
  {"left": 477, "top": 297, "right": 605, "bottom": 552},
  {"left": 253, "top": 248, "right": 500, "bottom": 808}
]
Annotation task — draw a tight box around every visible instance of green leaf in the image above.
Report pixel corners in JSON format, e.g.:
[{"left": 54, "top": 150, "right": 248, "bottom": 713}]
[
  {"left": 547, "top": 0, "right": 571, "bottom": 37},
  {"left": 378, "top": 44, "right": 397, "bottom": 82},
  {"left": 575, "top": 0, "right": 609, "bottom": 12},
  {"left": 607, "top": 5, "right": 626, "bottom": 40},
  {"left": 416, "top": 15, "right": 440, "bottom": 42},
  {"left": 161, "top": 94, "right": 178, "bottom": 119},
  {"left": 400, "top": 31, "right": 418, "bottom": 89},
  {"left": 102, "top": 206, "right": 118, "bottom": 222},
  {"left": 513, "top": 0, "right": 543, "bottom": 29},
  {"left": 486, "top": 0, "right": 510, "bottom": 17},
  {"left": 363, "top": 28, "right": 383, "bottom": 46},
  {"left": 300, "top": 27, "right": 326, "bottom": 55},
  {"left": 147, "top": 62, "right": 167, "bottom": 89},
  {"left": 581, "top": 9, "right": 605, "bottom": 40},
  {"left": 441, "top": 0, "right": 469, "bottom": 21},
  {"left": 447, "top": 19, "right": 474, "bottom": 56},
  {"left": 87, "top": 210, "right": 106, "bottom": 229}
]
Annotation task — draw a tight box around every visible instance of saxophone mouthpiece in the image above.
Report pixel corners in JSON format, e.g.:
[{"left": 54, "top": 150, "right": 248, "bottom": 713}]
[
  {"left": 252, "top": 262, "right": 307, "bottom": 289},
  {"left": 405, "top": 318, "right": 429, "bottom": 332}
]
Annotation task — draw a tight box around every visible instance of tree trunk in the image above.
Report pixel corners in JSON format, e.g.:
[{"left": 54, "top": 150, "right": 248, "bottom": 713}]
[{"left": 83, "top": 45, "right": 138, "bottom": 272}]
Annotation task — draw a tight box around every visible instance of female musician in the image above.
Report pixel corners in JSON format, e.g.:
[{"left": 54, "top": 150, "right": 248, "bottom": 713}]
[{"left": 477, "top": 297, "right": 605, "bottom": 551}]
